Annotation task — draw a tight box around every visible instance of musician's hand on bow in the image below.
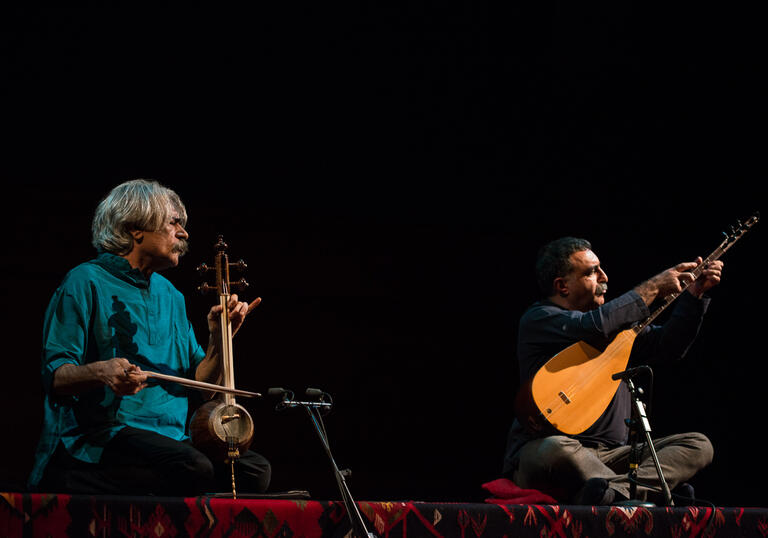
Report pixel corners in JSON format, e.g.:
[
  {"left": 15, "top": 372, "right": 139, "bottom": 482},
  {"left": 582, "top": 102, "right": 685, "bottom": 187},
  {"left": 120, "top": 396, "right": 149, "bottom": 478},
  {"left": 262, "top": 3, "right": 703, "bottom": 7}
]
[
  {"left": 52, "top": 357, "right": 147, "bottom": 396},
  {"left": 102, "top": 358, "right": 148, "bottom": 395},
  {"left": 207, "top": 294, "right": 261, "bottom": 337},
  {"left": 687, "top": 257, "right": 724, "bottom": 298}
]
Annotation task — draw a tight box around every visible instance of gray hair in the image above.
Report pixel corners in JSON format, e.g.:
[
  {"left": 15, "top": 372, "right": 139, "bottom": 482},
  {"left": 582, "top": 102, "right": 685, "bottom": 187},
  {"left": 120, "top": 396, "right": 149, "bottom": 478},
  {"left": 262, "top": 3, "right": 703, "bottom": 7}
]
[{"left": 91, "top": 179, "right": 188, "bottom": 255}]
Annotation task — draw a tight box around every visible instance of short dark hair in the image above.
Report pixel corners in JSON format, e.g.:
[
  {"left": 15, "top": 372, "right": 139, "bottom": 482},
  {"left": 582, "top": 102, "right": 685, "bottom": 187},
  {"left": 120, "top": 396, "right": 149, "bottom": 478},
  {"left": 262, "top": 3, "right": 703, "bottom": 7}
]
[{"left": 535, "top": 237, "right": 592, "bottom": 297}]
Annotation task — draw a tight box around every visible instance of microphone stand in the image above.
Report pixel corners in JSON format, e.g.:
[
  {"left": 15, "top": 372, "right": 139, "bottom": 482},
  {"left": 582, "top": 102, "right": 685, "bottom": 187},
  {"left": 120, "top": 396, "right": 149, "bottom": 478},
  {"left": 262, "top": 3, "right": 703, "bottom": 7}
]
[
  {"left": 611, "top": 367, "right": 673, "bottom": 507},
  {"left": 272, "top": 389, "right": 377, "bottom": 538}
]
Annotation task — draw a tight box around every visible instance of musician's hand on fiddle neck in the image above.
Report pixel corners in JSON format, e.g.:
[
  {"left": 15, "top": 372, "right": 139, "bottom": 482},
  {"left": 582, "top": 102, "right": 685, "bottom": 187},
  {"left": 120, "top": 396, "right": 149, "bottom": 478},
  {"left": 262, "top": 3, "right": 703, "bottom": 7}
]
[
  {"left": 206, "top": 294, "right": 261, "bottom": 337},
  {"left": 687, "top": 257, "right": 724, "bottom": 298},
  {"left": 197, "top": 295, "right": 260, "bottom": 392}
]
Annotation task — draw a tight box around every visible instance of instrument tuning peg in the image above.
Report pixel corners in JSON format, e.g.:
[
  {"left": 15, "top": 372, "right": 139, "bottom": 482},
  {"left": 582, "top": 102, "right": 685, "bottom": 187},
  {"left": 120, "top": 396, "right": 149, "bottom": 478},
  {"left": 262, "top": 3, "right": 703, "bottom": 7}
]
[
  {"left": 230, "top": 278, "right": 249, "bottom": 290},
  {"left": 196, "top": 262, "right": 213, "bottom": 275},
  {"left": 230, "top": 259, "right": 247, "bottom": 271},
  {"left": 198, "top": 282, "right": 216, "bottom": 294}
]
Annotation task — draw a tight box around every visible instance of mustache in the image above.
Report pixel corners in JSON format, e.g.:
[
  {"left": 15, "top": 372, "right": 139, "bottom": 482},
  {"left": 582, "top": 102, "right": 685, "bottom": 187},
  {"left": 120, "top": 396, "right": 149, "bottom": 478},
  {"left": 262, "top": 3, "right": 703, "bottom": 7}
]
[
  {"left": 595, "top": 283, "right": 608, "bottom": 296},
  {"left": 172, "top": 240, "right": 189, "bottom": 256}
]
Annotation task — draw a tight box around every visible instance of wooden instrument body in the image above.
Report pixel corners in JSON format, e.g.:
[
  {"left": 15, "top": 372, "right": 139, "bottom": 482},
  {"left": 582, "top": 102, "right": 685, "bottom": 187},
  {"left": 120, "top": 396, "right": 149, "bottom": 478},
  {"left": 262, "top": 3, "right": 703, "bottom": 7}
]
[
  {"left": 188, "top": 236, "right": 255, "bottom": 463},
  {"left": 190, "top": 399, "right": 255, "bottom": 461},
  {"left": 525, "top": 329, "right": 637, "bottom": 435}
]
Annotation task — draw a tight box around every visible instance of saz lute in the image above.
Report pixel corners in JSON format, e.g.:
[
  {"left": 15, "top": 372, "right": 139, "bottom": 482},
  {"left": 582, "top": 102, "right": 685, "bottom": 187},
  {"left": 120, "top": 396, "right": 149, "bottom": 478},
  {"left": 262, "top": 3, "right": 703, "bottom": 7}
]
[{"left": 516, "top": 213, "right": 759, "bottom": 435}]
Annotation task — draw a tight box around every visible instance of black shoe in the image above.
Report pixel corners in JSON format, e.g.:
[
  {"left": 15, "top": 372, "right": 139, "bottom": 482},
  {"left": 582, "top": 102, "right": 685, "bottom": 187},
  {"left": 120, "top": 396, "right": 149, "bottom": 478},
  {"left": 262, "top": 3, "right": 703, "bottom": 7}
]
[
  {"left": 573, "top": 478, "right": 617, "bottom": 505},
  {"left": 672, "top": 482, "right": 696, "bottom": 506}
]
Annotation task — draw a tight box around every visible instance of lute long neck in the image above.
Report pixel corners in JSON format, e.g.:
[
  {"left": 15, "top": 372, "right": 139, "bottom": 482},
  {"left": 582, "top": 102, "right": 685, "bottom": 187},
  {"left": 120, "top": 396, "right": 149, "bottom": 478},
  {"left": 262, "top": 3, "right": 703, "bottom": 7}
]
[{"left": 634, "top": 213, "right": 759, "bottom": 333}]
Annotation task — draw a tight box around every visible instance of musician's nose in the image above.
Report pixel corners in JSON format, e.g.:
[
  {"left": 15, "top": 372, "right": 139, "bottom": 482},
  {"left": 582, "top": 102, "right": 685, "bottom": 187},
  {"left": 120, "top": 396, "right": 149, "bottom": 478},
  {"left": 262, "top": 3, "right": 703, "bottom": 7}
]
[{"left": 597, "top": 267, "right": 608, "bottom": 282}]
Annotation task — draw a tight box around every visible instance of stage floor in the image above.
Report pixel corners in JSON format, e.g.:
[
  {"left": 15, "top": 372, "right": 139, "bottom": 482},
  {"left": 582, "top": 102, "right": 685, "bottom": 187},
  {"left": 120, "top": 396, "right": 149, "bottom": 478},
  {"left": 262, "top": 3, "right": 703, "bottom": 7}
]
[{"left": 3, "top": 491, "right": 768, "bottom": 537}]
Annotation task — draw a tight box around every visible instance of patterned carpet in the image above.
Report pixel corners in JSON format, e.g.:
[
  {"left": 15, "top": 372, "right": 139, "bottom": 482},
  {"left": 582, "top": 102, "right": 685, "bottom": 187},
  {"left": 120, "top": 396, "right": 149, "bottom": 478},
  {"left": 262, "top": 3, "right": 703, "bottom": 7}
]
[{"left": 3, "top": 491, "right": 768, "bottom": 537}]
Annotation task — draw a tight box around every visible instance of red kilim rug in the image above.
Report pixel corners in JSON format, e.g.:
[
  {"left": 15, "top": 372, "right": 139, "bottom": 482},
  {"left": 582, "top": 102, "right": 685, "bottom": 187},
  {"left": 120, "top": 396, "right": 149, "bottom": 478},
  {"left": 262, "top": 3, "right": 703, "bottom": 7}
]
[{"left": 2, "top": 492, "right": 768, "bottom": 537}]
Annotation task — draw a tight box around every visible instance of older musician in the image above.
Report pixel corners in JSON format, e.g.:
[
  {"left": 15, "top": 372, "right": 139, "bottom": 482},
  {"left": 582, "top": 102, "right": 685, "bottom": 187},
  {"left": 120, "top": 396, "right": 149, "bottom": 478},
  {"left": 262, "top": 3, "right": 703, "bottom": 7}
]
[
  {"left": 503, "top": 237, "right": 721, "bottom": 505},
  {"left": 28, "top": 179, "right": 271, "bottom": 495}
]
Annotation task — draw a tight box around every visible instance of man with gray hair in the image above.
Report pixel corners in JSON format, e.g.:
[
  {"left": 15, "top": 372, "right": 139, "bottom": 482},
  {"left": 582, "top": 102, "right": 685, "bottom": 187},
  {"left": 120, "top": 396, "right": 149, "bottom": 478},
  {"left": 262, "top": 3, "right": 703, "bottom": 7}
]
[{"left": 28, "top": 179, "right": 271, "bottom": 495}]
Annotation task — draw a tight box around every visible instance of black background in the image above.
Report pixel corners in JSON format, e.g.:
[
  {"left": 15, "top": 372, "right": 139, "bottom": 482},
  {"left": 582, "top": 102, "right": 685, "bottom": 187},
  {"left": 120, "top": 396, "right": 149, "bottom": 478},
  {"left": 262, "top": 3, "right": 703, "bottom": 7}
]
[{"left": 1, "top": 4, "right": 764, "bottom": 506}]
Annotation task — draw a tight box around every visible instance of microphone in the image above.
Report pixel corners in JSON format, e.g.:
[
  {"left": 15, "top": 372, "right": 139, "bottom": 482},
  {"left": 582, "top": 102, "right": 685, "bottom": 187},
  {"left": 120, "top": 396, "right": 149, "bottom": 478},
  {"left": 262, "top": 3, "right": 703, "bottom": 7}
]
[
  {"left": 611, "top": 366, "right": 650, "bottom": 380},
  {"left": 267, "top": 387, "right": 333, "bottom": 412},
  {"left": 267, "top": 387, "right": 294, "bottom": 411},
  {"left": 305, "top": 388, "right": 333, "bottom": 415},
  {"left": 305, "top": 387, "right": 325, "bottom": 398}
]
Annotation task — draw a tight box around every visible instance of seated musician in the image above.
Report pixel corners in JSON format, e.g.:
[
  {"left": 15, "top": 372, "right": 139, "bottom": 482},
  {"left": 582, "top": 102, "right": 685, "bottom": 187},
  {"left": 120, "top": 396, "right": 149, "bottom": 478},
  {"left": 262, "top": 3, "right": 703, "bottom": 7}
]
[
  {"left": 28, "top": 179, "right": 271, "bottom": 495},
  {"left": 503, "top": 237, "right": 721, "bottom": 505}
]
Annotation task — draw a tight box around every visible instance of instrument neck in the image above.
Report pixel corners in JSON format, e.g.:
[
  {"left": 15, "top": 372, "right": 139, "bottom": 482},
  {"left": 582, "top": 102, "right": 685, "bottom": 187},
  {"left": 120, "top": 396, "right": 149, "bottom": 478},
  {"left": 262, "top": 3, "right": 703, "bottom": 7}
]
[
  {"left": 634, "top": 238, "right": 731, "bottom": 333},
  {"left": 220, "top": 292, "right": 236, "bottom": 406}
]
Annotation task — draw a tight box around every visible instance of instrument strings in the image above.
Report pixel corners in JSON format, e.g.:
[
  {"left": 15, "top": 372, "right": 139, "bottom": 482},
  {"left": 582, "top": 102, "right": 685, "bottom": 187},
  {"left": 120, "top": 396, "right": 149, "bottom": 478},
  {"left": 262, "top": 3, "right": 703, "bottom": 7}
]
[
  {"left": 637, "top": 235, "right": 735, "bottom": 333},
  {"left": 539, "top": 331, "right": 634, "bottom": 420}
]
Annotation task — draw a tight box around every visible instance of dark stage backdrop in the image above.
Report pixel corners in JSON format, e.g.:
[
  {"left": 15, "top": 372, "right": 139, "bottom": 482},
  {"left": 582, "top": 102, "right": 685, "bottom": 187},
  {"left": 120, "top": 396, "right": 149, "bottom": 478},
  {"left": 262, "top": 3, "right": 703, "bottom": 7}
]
[{"left": 2, "top": 5, "right": 764, "bottom": 506}]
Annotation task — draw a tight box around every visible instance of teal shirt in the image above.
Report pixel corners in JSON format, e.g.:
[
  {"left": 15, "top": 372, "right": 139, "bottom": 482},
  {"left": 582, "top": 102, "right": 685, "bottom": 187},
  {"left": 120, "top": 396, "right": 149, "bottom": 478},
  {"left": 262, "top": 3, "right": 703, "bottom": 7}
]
[{"left": 28, "top": 252, "right": 206, "bottom": 488}]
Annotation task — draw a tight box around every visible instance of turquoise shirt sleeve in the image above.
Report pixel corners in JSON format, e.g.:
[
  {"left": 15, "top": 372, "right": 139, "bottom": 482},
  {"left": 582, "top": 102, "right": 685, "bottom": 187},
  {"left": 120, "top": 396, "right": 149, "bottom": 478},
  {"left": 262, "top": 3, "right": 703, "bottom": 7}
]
[
  {"left": 41, "top": 281, "right": 94, "bottom": 396},
  {"left": 29, "top": 272, "right": 95, "bottom": 489}
]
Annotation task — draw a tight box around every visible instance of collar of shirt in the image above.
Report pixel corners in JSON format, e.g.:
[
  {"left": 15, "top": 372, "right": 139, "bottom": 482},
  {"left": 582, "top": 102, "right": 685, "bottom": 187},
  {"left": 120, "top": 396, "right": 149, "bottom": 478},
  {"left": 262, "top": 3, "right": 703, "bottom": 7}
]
[{"left": 92, "top": 251, "right": 151, "bottom": 289}]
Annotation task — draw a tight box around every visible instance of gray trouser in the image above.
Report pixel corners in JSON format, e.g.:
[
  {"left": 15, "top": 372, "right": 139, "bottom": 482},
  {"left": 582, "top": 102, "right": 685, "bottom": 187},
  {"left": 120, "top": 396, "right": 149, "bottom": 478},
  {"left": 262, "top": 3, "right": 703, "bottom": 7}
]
[{"left": 512, "top": 432, "right": 713, "bottom": 503}]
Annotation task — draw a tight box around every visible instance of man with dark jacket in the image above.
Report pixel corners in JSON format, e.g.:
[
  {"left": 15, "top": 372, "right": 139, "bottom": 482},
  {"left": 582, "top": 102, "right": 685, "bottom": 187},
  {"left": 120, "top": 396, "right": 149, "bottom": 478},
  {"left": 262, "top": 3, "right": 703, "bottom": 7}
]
[{"left": 503, "top": 237, "right": 721, "bottom": 505}]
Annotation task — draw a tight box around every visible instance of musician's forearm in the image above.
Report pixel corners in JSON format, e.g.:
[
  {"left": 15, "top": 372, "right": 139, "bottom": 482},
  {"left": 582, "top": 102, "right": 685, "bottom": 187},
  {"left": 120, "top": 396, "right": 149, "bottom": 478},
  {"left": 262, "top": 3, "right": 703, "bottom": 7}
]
[
  {"left": 52, "top": 358, "right": 145, "bottom": 396},
  {"left": 685, "top": 287, "right": 705, "bottom": 299},
  {"left": 52, "top": 363, "right": 103, "bottom": 395},
  {"left": 633, "top": 278, "right": 661, "bottom": 306},
  {"left": 195, "top": 334, "right": 224, "bottom": 386}
]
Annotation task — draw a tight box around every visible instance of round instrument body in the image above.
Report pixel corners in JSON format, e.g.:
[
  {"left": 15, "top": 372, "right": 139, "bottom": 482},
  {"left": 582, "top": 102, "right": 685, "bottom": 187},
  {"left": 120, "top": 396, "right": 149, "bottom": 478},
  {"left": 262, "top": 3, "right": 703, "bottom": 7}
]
[
  {"left": 528, "top": 330, "right": 635, "bottom": 435},
  {"left": 190, "top": 399, "right": 255, "bottom": 461}
]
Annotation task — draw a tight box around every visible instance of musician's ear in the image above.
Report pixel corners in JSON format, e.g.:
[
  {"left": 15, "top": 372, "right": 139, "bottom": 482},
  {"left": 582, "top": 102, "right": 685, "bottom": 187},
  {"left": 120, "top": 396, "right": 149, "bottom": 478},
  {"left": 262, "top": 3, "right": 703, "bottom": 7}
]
[
  {"left": 129, "top": 229, "right": 144, "bottom": 244},
  {"left": 553, "top": 277, "right": 568, "bottom": 297}
]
